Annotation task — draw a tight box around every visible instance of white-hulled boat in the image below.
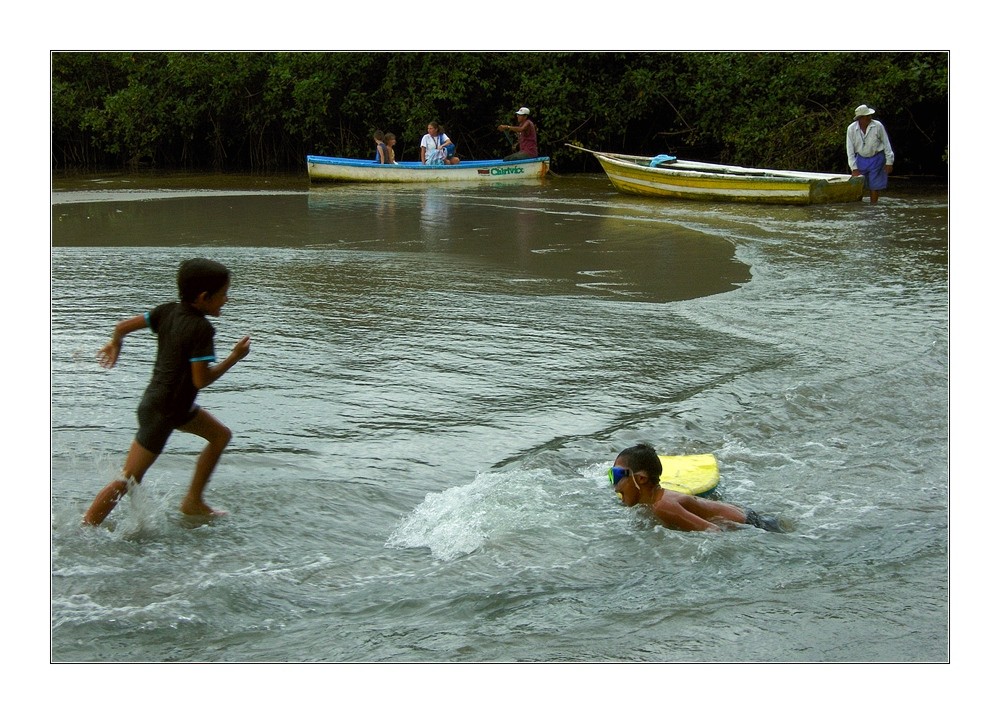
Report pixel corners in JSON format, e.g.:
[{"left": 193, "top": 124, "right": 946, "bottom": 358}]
[
  {"left": 306, "top": 154, "right": 550, "bottom": 183},
  {"left": 571, "top": 146, "right": 863, "bottom": 205}
]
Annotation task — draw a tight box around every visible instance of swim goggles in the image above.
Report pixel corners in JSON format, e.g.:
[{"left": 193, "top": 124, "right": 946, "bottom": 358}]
[{"left": 608, "top": 466, "right": 631, "bottom": 486}]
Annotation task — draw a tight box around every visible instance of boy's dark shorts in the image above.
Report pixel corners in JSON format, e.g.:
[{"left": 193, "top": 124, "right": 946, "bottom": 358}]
[
  {"left": 744, "top": 508, "right": 784, "bottom": 532},
  {"left": 136, "top": 400, "right": 200, "bottom": 454}
]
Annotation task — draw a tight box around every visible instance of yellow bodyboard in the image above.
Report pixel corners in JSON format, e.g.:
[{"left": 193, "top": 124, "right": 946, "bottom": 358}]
[{"left": 658, "top": 454, "right": 719, "bottom": 496}]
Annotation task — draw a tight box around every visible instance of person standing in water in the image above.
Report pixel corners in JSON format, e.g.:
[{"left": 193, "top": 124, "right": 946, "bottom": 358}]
[
  {"left": 846, "top": 104, "right": 894, "bottom": 204},
  {"left": 83, "top": 258, "right": 251, "bottom": 526},
  {"left": 610, "top": 443, "right": 783, "bottom": 532}
]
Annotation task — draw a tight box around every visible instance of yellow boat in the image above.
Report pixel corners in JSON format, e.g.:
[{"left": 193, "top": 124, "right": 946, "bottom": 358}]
[{"left": 571, "top": 146, "right": 863, "bottom": 205}]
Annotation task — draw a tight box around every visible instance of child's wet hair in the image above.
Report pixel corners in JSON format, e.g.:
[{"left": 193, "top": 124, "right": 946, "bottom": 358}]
[
  {"left": 177, "top": 258, "right": 230, "bottom": 303},
  {"left": 616, "top": 443, "right": 662, "bottom": 484}
]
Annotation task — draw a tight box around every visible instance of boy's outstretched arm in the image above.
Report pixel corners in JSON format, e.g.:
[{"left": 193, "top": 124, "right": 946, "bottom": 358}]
[
  {"left": 191, "top": 336, "right": 251, "bottom": 389},
  {"left": 97, "top": 314, "right": 149, "bottom": 368}
]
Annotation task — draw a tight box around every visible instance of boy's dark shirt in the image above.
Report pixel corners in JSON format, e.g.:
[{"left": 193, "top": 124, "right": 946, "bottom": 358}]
[{"left": 141, "top": 302, "right": 216, "bottom": 418}]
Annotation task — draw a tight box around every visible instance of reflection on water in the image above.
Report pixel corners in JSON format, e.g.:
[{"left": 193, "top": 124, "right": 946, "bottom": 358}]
[
  {"left": 302, "top": 182, "right": 751, "bottom": 302},
  {"left": 420, "top": 189, "right": 450, "bottom": 234},
  {"left": 52, "top": 179, "right": 751, "bottom": 303}
]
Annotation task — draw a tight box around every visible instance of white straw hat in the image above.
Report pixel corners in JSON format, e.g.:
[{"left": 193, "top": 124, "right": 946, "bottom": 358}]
[{"left": 854, "top": 104, "right": 876, "bottom": 118}]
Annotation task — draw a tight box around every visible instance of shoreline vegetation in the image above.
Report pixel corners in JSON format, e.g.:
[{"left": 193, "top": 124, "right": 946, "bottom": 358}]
[{"left": 52, "top": 52, "right": 947, "bottom": 177}]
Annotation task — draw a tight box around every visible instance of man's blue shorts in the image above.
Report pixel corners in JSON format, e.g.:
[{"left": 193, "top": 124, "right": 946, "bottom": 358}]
[{"left": 856, "top": 152, "right": 888, "bottom": 191}]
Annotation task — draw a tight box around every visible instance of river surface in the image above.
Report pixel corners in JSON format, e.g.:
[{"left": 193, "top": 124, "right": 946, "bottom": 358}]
[{"left": 50, "top": 172, "right": 948, "bottom": 664}]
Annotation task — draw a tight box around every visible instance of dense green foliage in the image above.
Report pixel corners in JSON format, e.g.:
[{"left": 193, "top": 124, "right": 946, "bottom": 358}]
[{"left": 51, "top": 52, "right": 948, "bottom": 175}]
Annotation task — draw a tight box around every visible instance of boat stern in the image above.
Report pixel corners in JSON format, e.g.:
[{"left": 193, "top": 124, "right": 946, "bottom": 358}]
[{"left": 809, "top": 175, "right": 865, "bottom": 204}]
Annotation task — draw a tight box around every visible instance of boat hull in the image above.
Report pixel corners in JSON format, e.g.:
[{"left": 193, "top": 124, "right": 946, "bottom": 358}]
[
  {"left": 589, "top": 151, "right": 863, "bottom": 205},
  {"left": 307, "top": 155, "right": 550, "bottom": 183}
]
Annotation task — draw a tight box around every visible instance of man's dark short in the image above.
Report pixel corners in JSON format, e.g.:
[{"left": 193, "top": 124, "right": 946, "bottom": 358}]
[{"left": 136, "top": 399, "right": 200, "bottom": 454}]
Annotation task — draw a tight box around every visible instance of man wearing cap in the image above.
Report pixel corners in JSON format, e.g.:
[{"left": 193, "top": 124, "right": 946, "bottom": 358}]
[
  {"left": 498, "top": 107, "right": 538, "bottom": 161},
  {"left": 846, "top": 104, "right": 895, "bottom": 204}
]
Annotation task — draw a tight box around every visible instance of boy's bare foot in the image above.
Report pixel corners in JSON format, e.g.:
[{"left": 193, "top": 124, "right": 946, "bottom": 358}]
[{"left": 180, "top": 499, "right": 228, "bottom": 518}]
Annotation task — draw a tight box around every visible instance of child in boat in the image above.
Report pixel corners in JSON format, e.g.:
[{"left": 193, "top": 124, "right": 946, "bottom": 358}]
[
  {"left": 374, "top": 130, "right": 389, "bottom": 163},
  {"left": 384, "top": 133, "right": 397, "bottom": 164},
  {"left": 611, "top": 443, "right": 783, "bottom": 532},
  {"left": 83, "top": 258, "right": 251, "bottom": 525}
]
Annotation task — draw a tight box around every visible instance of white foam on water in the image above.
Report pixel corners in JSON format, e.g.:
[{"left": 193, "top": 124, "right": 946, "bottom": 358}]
[{"left": 386, "top": 469, "right": 558, "bottom": 561}]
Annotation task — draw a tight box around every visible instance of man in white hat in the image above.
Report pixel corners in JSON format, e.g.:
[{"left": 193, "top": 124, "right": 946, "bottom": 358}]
[
  {"left": 846, "top": 104, "right": 895, "bottom": 204},
  {"left": 498, "top": 107, "right": 538, "bottom": 161}
]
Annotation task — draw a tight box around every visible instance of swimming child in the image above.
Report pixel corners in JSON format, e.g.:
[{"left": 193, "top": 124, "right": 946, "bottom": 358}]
[
  {"left": 611, "top": 443, "right": 783, "bottom": 532},
  {"left": 83, "top": 258, "right": 251, "bottom": 526}
]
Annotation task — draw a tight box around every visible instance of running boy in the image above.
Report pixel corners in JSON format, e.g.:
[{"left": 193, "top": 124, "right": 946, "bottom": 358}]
[
  {"left": 611, "top": 443, "right": 783, "bottom": 532},
  {"left": 83, "top": 258, "right": 251, "bottom": 526}
]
